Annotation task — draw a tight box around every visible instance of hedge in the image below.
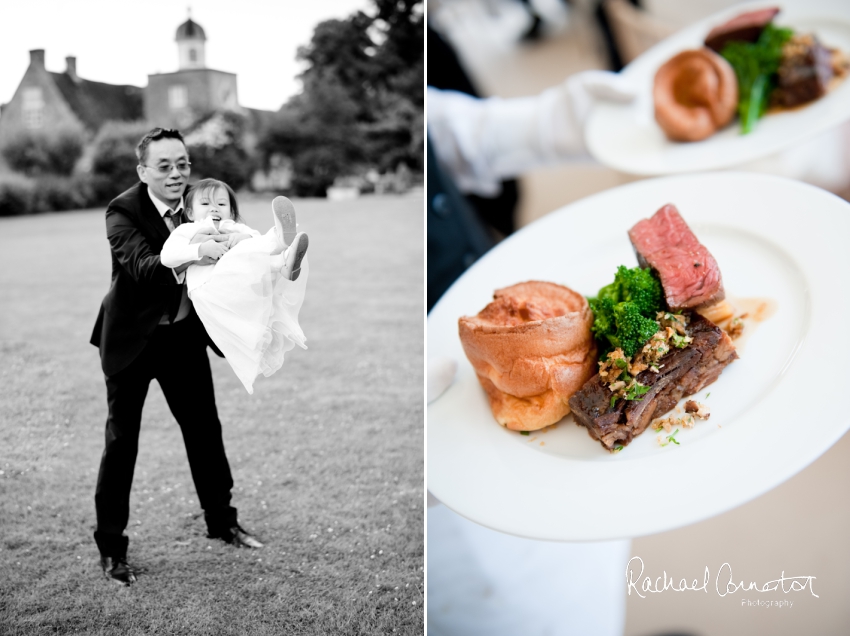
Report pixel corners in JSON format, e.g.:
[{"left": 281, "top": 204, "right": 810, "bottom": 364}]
[{"left": 0, "top": 125, "right": 86, "bottom": 176}]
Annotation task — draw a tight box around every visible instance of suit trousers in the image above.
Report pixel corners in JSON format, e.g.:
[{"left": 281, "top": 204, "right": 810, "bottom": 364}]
[{"left": 94, "top": 316, "right": 237, "bottom": 557}]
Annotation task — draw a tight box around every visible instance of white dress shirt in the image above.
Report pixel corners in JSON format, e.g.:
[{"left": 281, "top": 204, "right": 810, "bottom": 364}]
[{"left": 147, "top": 188, "right": 192, "bottom": 323}]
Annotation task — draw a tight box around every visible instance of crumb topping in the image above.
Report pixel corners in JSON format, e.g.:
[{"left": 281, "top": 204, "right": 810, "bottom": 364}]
[
  {"left": 598, "top": 312, "right": 694, "bottom": 406},
  {"left": 652, "top": 399, "right": 711, "bottom": 440},
  {"left": 654, "top": 413, "right": 696, "bottom": 433},
  {"left": 684, "top": 400, "right": 711, "bottom": 419}
]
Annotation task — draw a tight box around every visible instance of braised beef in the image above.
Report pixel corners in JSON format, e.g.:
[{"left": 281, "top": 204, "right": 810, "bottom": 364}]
[
  {"left": 771, "top": 34, "right": 834, "bottom": 108},
  {"left": 568, "top": 313, "right": 737, "bottom": 451}
]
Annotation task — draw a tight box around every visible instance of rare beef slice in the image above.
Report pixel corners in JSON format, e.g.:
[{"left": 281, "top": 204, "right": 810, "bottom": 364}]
[{"left": 628, "top": 204, "right": 725, "bottom": 310}]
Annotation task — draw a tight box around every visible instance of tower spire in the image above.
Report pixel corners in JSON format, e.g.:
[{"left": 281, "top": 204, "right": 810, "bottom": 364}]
[{"left": 175, "top": 14, "right": 206, "bottom": 70}]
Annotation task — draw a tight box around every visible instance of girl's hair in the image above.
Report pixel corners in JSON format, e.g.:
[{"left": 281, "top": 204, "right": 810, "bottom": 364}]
[{"left": 185, "top": 178, "right": 242, "bottom": 223}]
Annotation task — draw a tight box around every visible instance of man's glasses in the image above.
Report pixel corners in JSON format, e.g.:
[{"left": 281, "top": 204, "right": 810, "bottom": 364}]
[{"left": 142, "top": 161, "right": 192, "bottom": 175}]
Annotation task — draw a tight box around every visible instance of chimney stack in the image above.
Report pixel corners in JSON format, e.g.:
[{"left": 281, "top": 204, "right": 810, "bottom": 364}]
[
  {"left": 66, "top": 56, "right": 78, "bottom": 82},
  {"left": 29, "top": 49, "right": 45, "bottom": 68}
]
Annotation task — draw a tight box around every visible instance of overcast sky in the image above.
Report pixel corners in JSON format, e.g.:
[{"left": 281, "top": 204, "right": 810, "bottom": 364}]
[{"left": 0, "top": 0, "right": 372, "bottom": 112}]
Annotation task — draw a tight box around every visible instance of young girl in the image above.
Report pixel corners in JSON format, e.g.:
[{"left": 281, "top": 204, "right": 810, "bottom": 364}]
[{"left": 161, "top": 179, "right": 309, "bottom": 393}]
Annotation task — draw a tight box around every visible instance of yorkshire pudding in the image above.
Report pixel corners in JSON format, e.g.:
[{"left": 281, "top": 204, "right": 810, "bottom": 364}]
[
  {"left": 458, "top": 281, "right": 597, "bottom": 431},
  {"left": 654, "top": 48, "right": 739, "bottom": 142}
]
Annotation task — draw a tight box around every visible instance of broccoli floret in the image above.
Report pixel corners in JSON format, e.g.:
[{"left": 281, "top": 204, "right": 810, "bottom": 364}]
[
  {"left": 588, "top": 266, "right": 664, "bottom": 357},
  {"left": 588, "top": 296, "right": 615, "bottom": 340},
  {"left": 608, "top": 303, "right": 660, "bottom": 357},
  {"left": 609, "top": 265, "right": 663, "bottom": 317},
  {"left": 595, "top": 278, "right": 621, "bottom": 305}
]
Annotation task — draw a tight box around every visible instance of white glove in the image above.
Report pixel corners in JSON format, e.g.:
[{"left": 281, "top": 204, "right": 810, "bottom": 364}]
[
  {"left": 568, "top": 69, "right": 638, "bottom": 124},
  {"left": 427, "top": 70, "right": 636, "bottom": 197}
]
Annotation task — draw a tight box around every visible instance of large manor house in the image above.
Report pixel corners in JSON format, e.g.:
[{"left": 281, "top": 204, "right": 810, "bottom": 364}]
[{"left": 0, "top": 17, "right": 272, "bottom": 147}]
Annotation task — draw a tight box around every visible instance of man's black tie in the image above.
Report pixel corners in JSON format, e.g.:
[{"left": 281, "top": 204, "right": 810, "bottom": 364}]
[
  {"left": 166, "top": 208, "right": 184, "bottom": 323},
  {"left": 167, "top": 209, "right": 183, "bottom": 230}
]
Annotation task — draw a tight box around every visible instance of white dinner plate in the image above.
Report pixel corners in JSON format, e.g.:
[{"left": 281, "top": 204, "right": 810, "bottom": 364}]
[
  {"left": 427, "top": 173, "right": 850, "bottom": 541},
  {"left": 585, "top": 0, "right": 850, "bottom": 176}
]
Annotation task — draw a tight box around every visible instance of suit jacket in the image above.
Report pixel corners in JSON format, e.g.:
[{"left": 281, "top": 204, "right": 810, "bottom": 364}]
[
  {"left": 90, "top": 182, "right": 223, "bottom": 376},
  {"left": 427, "top": 136, "right": 495, "bottom": 311}
]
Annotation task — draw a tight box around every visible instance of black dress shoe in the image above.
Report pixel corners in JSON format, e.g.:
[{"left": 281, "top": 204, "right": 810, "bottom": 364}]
[
  {"left": 221, "top": 525, "right": 264, "bottom": 549},
  {"left": 100, "top": 555, "right": 136, "bottom": 586}
]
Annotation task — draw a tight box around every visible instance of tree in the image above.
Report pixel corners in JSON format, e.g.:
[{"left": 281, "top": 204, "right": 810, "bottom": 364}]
[
  {"left": 183, "top": 111, "right": 254, "bottom": 191},
  {"left": 296, "top": 14, "right": 377, "bottom": 120},
  {"left": 372, "top": 0, "right": 424, "bottom": 88},
  {"left": 370, "top": 0, "right": 424, "bottom": 168},
  {"left": 259, "top": 1, "right": 423, "bottom": 195},
  {"left": 262, "top": 73, "right": 365, "bottom": 196},
  {"left": 89, "top": 120, "right": 151, "bottom": 202}
]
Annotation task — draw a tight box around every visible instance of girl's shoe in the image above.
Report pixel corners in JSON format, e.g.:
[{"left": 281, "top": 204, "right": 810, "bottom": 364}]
[
  {"left": 272, "top": 196, "right": 297, "bottom": 248},
  {"left": 281, "top": 232, "right": 309, "bottom": 281}
]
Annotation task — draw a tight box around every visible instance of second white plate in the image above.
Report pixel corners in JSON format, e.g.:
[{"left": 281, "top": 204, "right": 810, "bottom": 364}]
[{"left": 585, "top": 0, "right": 850, "bottom": 175}]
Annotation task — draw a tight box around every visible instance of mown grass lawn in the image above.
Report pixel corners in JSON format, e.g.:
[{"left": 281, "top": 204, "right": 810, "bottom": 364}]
[{"left": 0, "top": 191, "right": 424, "bottom": 635}]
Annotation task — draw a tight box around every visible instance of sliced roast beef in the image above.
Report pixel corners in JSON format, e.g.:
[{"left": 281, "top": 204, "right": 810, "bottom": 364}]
[
  {"left": 569, "top": 313, "right": 738, "bottom": 451},
  {"left": 628, "top": 204, "right": 724, "bottom": 310},
  {"left": 771, "top": 34, "right": 834, "bottom": 108},
  {"left": 704, "top": 7, "right": 780, "bottom": 53}
]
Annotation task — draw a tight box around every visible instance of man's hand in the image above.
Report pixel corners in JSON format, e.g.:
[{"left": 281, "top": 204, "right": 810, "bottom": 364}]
[
  {"left": 189, "top": 229, "right": 229, "bottom": 265},
  {"left": 199, "top": 240, "right": 229, "bottom": 261},
  {"left": 189, "top": 230, "right": 229, "bottom": 245},
  {"left": 174, "top": 261, "right": 192, "bottom": 275}
]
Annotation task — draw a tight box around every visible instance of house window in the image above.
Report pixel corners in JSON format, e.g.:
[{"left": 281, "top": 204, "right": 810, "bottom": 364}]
[
  {"left": 169, "top": 85, "right": 188, "bottom": 110},
  {"left": 189, "top": 48, "right": 197, "bottom": 63},
  {"left": 22, "top": 87, "right": 44, "bottom": 129}
]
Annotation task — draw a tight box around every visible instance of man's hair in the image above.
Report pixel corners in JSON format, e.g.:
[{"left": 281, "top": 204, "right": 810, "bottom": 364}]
[
  {"left": 136, "top": 128, "right": 187, "bottom": 165},
  {"left": 185, "top": 178, "right": 242, "bottom": 224}
]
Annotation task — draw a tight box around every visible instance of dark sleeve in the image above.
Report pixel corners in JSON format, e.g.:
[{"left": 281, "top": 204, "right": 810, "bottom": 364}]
[
  {"left": 105, "top": 206, "right": 179, "bottom": 286},
  {"left": 427, "top": 136, "right": 495, "bottom": 311}
]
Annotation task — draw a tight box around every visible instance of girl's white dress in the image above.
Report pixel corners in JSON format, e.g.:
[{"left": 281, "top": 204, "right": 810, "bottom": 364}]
[{"left": 161, "top": 217, "right": 307, "bottom": 393}]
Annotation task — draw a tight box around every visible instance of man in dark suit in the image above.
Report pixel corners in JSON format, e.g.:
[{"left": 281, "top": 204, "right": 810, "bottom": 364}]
[
  {"left": 90, "top": 127, "right": 261, "bottom": 586},
  {"left": 427, "top": 137, "right": 496, "bottom": 311}
]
